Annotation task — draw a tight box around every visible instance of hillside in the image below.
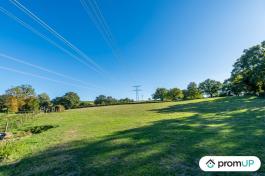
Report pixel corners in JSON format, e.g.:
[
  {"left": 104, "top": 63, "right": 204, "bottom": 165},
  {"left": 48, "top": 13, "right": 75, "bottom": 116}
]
[{"left": 0, "top": 96, "right": 264, "bottom": 175}]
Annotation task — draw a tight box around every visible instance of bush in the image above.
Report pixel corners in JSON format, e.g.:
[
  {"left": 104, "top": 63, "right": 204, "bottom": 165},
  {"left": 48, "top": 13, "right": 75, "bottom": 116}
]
[
  {"left": 79, "top": 101, "right": 93, "bottom": 108},
  {"left": 94, "top": 95, "right": 118, "bottom": 105}
]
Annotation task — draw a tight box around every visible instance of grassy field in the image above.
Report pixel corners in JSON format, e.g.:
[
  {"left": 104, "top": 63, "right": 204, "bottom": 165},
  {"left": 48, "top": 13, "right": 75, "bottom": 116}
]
[{"left": 0, "top": 96, "right": 264, "bottom": 175}]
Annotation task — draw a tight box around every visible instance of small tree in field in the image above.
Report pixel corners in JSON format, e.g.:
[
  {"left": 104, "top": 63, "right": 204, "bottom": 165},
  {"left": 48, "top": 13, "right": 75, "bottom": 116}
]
[
  {"left": 152, "top": 88, "right": 168, "bottom": 101},
  {"left": 199, "top": 79, "right": 222, "bottom": 98}
]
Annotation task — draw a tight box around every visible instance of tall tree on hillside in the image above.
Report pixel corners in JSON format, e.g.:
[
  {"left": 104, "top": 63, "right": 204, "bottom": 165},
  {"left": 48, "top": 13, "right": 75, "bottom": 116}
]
[
  {"left": 94, "top": 95, "right": 107, "bottom": 105},
  {"left": 184, "top": 82, "right": 202, "bottom": 100},
  {"left": 230, "top": 41, "right": 265, "bottom": 96},
  {"left": 53, "top": 92, "right": 80, "bottom": 109},
  {"left": 94, "top": 95, "right": 118, "bottom": 105},
  {"left": 63, "top": 92, "right": 80, "bottom": 109},
  {"left": 5, "top": 85, "right": 37, "bottom": 112},
  {"left": 168, "top": 88, "right": 184, "bottom": 101},
  {"left": 106, "top": 96, "right": 118, "bottom": 105},
  {"left": 38, "top": 93, "right": 51, "bottom": 112},
  {"left": 199, "top": 79, "right": 222, "bottom": 98},
  {"left": 5, "top": 84, "right": 35, "bottom": 98},
  {"left": 152, "top": 88, "right": 168, "bottom": 101}
]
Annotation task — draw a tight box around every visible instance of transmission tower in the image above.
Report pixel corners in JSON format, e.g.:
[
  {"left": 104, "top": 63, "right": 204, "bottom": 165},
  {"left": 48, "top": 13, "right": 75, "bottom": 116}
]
[{"left": 132, "top": 85, "right": 142, "bottom": 101}]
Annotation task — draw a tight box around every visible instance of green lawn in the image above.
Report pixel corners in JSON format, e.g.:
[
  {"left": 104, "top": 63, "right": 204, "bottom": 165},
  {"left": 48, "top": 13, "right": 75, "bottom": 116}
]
[{"left": 0, "top": 96, "right": 264, "bottom": 175}]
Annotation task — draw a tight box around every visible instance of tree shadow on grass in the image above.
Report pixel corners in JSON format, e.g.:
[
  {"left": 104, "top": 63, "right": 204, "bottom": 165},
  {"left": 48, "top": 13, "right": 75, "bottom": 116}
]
[
  {"left": 150, "top": 96, "right": 263, "bottom": 114},
  {"left": 0, "top": 97, "right": 265, "bottom": 176}
]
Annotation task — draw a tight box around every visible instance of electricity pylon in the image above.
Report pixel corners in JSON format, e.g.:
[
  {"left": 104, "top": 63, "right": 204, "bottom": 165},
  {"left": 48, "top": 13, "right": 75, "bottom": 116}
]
[{"left": 132, "top": 85, "right": 142, "bottom": 101}]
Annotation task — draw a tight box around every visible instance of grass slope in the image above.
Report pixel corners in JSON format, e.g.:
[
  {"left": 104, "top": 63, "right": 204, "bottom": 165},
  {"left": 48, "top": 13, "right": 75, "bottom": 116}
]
[{"left": 0, "top": 96, "right": 264, "bottom": 175}]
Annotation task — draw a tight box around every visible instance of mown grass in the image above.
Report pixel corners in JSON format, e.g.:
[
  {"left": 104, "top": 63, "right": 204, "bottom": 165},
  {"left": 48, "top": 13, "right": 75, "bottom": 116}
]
[{"left": 0, "top": 96, "right": 264, "bottom": 175}]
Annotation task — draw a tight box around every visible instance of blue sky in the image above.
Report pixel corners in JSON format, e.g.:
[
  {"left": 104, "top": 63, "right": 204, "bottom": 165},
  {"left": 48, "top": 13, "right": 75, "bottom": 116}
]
[{"left": 1, "top": 0, "right": 265, "bottom": 100}]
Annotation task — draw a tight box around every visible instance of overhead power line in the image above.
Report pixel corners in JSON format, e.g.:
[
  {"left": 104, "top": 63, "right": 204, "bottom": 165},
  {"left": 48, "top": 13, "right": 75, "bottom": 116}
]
[
  {"left": 0, "top": 66, "right": 92, "bottom": 89},
  {"left": 9, "top": 0, "right": 106, "bottom": 74},
  {"left": 0, "top": 53, "right": 99, "bottom": 88},
  {"left": 0, "top": 7, "right": 101, "bottom": 73},
  {"left": 80, "top": 0, "right": 121, "bottom": 61},
  {"left": 80, "top": 0, "right": 135, "bottom": 81}
]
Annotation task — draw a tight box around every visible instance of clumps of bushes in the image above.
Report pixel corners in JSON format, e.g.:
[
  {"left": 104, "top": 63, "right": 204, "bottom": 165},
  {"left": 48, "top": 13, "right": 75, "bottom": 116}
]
[
  {"left": 94, "top": 95, "right": 134, "bottom": 106},
  {"left": 78, "top": 101, "right": 93, "bottom": 108},
  {"left": 25, "top": 125, "right": 57, "bottom": 134}
]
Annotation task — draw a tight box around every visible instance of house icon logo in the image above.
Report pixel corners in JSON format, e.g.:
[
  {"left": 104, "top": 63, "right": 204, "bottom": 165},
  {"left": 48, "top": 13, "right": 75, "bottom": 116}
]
[{"left": 206, "top": 159, "right": 215, "bottom": 168}]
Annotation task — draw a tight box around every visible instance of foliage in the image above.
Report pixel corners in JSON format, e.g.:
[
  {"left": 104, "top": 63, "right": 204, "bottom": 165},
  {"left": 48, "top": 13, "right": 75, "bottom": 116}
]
[
  {"left": 152, "top": 88, "right": 168, "bottom": 101},
  {"left": 79, "top": 101, "right": 93, "bottom": 108},
  {"left": 184, "top": 82, "right": 203, "bottom": 100},
  {"left": 221, "top": 79, "right": 234, "bottom": 96},
  {"left": 63, "top": 92, "right": 80, "bottom": 109},
  {"left": 5, "top": 85, "right": 36, "bottom": 99},
  {"left": 119, "top": 98, "right": 134, "bottom": 103},
  {"left": 52, "top": 92, "right": 80, "bottom": 109},
  {"left": 0, "top": 95, "right": 7, "bottom": 112},
  {"left": 229, "top": 41, "right": 265, "bottom": 96},
  {"left": 199, "top": 79, "right": 222, "bottom": 97},
  {"left": 167, "top": 88, "right": 183, "bottom": 101},
  {"left": 21, "top": 97, "right": 39, "bottom": 112},
  {"left": 26, "top": 125, "right": 57, "bottom": 134},
  {"left": 5, "top": 96, "right": 19, "bottom": 113},
  {"left": 94, "top": 95, "right": 118, "bottom": 105},
  {"left": 4, "top": 85, "right": 38, "bottom": 112},
  {"left": 38, "top": 93, "right": 51, "bottom": 112}
]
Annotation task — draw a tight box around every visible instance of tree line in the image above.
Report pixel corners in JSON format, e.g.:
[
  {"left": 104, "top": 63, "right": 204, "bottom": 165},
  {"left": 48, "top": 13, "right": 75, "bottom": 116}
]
[
  {"left": 152, "top": 80, "right": 222, "bottom": 101},
  {"left": 0, "top": 85, "right": 134, "bottom": 113},
  {"left": 0, "top": 85, "right": 81, "bottom": 113},
  {"left": 153, "top": 41, "right": 265, "bottom": 101},
  {"left": 0, "top": 40, "right": 264, "bottom": 112}
]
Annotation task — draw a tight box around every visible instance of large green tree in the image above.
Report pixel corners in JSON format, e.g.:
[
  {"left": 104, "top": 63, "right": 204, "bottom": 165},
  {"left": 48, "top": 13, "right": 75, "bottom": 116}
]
[
  {"left": 184, "top": 82, "right": 202, "bottom": 100},
  {"left": 167, "top": 88, "right": 183, "bottom": 101},
  {"left": 199, "top": 79, "right": 222, "bottom": 98},
  {"left": 53, "top": 92, "right": 80, "bottom": 109},
  {"left": 230, "top": 41, "right": 265, "bottom": 96},
  {"left": 152, "top": 88, "right": 168, "bottom": 101},
  {"left": 94, "top": 95, "right": 117, "bottom": 105},
  {"left": 38, "top": 93, "right": 51, "bottom": 112},
  {"left": 4, "top": 85, "right": 38, "bottom": 112}
]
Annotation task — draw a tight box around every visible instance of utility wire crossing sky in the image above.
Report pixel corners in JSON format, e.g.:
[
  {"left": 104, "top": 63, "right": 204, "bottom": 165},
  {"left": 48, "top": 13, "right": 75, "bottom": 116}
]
[{"left": 1, "top": 0, "right": 265, "bottom": 100}]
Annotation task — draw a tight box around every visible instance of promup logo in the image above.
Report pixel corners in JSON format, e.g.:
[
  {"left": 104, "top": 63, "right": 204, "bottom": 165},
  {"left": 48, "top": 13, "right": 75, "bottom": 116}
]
[
  {"left": 199, "top": 156, "right": 261, "bottom": 172},
  {"left": 206, "top": 159, "right": 215, "bottom": 168}
]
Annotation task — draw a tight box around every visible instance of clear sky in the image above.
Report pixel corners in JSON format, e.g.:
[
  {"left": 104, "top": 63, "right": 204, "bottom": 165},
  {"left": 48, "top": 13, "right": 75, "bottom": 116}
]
[{"left": 1, "top": 0, "right": 265, "bottom": 100}]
